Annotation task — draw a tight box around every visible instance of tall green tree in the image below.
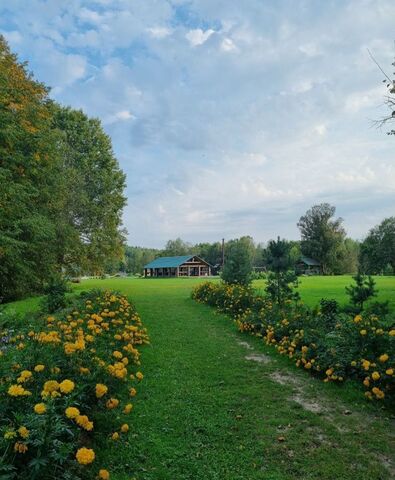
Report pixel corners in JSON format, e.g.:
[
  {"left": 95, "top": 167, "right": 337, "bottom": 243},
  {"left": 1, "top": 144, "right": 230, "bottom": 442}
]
[
  {"left": 359, "top": 217, "right": 395, "bottom": 274},
  {"left": 297, "top": 203, "right": 346, "bottom": 274},
  {"left": 0, "top": 36, "right": 60, "bottom": 301},
  {"left": 51, "top": 105, "right": 127, "bottom": 275},
  {"left": 162, "top": 238, "right": 192, "bottom": 256},
  {"left": 221, "top": 236, "right": 254, "bottom": 285}
]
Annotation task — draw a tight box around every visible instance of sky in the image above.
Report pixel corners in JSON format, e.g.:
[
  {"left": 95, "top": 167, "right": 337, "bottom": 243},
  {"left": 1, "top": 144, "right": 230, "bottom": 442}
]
[{"left": 1, "top": 0, "right": 394, "bottom": 247}]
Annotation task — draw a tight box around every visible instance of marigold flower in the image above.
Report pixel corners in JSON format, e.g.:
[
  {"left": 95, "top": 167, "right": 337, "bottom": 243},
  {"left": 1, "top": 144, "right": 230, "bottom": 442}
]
[
  {"left": 389, "top": 329, "right": 395, "bottom": 337},
  {"left": 106, "top": 398, "right": 119, "bottom": 409},
  {"left": 34, "top": 403, "right": 46, "bottom": 414},
  {"left": 123, "top": 403, "right": 133, "bottom": 414},
  {"left": 371, "top": 371, "right": 380, "bottom": 381},
  {"left": 8, "top": 384, "right": 31, "bottom": 396},
  {"left": 111, "top": 432, "right": 119, "bottom": 440},
  {"left": 34, "top": 364, "right": 45, "bottom": 372},
  {"left": 59, "top": 379, "right": 75, "bottom": 394},
  {"left": 386, "top": 368, "right": 394, "bottom": 376},
  {"left": 14, "top": 441, "right": 28, "bottom": 454},
  {"left": 120, "top": 423, "right": 129, "bottom": 433},
  {"left": 98, "top": 469, "right": 110, "bottom": 480},
  {"left": 136, "top": 371, "right": 144, "bottom": 381},
  {"left": 76, "top": 447, "right": 95, "bottom": 465},
  {"left": 379, "top": 354, "right": 389, "bottom": 363},
  {"left": 95, "top": 383, "right": 108, "bottom": 398},
  {"left": 76, "top": 415, "right": 94, "bottom": 431},
  {"left": 65, "top": 407, "right": 80, "bottom": 419},
  {"left": 18, "top": 426, "right": 29, "bottom": 439},
  {"left": 4, "top": 430, "right": 17, "bottom": 440},
  {"left": 129, "top": 387, "right": 137, "bottom": 397},
  {"left": 360, "top": 329, "right": 367, "bottom": 336}
]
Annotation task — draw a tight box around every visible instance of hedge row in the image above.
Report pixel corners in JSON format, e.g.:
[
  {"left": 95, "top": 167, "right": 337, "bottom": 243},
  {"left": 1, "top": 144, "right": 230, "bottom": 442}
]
[
  {"left": 0, "top": 290, "right": 149, "bottom": 480},
  {"left": 192, "top": 282, "right": 395, "bottom": 402}
]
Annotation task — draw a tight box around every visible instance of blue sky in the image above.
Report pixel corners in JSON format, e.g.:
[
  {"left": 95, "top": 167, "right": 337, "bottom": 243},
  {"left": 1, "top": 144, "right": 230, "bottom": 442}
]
[{"left": 1, "top": 0, "right": 394, "bottom": 247}]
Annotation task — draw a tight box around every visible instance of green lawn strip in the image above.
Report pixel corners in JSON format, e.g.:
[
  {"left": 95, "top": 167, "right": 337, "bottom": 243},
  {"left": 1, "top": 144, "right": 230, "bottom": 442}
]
[{"left": 3, "top": 277, "right": 395, "bottom": 479}]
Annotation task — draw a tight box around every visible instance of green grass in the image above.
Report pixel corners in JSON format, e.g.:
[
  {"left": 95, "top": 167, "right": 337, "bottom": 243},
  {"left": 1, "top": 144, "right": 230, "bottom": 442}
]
[{"left": 3, "top": 277, "right": 395, "bottom": 479}]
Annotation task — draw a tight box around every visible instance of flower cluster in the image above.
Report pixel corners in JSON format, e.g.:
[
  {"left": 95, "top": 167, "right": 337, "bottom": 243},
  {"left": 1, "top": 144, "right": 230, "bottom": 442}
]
[
  {"left": 193, "top": 282, "right": 395, "bottom": 401},
  {"left": 0, "top": 290, "right": 149, "bottom": 479}
]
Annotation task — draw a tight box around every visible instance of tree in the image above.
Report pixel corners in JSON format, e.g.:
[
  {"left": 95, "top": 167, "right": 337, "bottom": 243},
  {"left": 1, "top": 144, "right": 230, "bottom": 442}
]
[
  {"left": 162, "top": 238, "right": 192, "bottom": 257},
  {"left": 345, "top": 273, "right": 377, "bottom": 313},
  {"left": 371, "top": 50, "right": 395, "bottom": 135},
  {"left": 264, "top": 237, "right": 300, "bottom": 305},
  {"left": 221, "top": 237, "right": 254, "bottom": 285},
  {"left": 0, "top": 36, "right": 61, "bottom": 301},
  {"left": 51, "top": 105, "right": 127, "bottom": 276},
  {"left": 359, "top": 217, "right": 395, "bottom": 274},
  {"left": 297, "top": 203, "right": 346, "bottom": 274}
]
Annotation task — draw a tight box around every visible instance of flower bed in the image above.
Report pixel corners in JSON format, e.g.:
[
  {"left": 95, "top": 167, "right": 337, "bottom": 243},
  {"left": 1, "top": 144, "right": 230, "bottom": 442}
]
[
  {"left": 0, "top": 290, "right": 149, "bottom": 479},
  {"left": 192, "top": 281, "right": 395, "bottom": 402}
]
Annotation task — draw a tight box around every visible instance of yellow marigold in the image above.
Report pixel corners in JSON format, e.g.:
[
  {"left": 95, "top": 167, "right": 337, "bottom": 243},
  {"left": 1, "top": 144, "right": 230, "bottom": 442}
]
[
  {"left": 120, "top": 424, "right": 129, "bottom": 433},
  {"left": 389, "top": 329, "right": 395, "bottom": 337},
  {"left": 95, "top": 384, "right": 108, "bottom": 398},
  {"left": 379, "top": 354, "right": 389, "bottom": 363},
  {"left": 362, "top": 360, "right": 370, "bottom": 371},
  {"left": 129, "top": 388, "right": 137, "bottom": 398},
  {"left": 353, "top": 315, "right": 362, "bottom": 323},
  {"left": 18, "top": 426, "right": 29, "bottom": 439},
  {"left": 34, "top": 403, "right": 46, "bottom": 414},
  {"left": 386, "top": 368, "right": 394, "bottom": 376},
  {"left": 113, "top": 351, "right": 123, "bottom": 359},
  {"left": 8, "top": 385, "right": 31, "bottom": 397},
  {"left": 43, "top": 380, "right": 59, "bottom": 394},
  {"left": 76, "top": 447, "right": 95, "bottom": 465},
  {"left": 98, "top": 469, "right": 110, "bottom": 480},
  {"left": 123, "top": 403, "right": 133, "bottom": 414},
  {"left": 371, "top": 371, "right": 380, "bottom": 381},
  {"left": 111, "top": 432, "right": 119, "bottom": 440},
  {"left": 350, "top": 361, "right": 357, "bottom": 367},
  {"left": 4, "top": 430, "right": 17, "bottom": 440},
  {"left": 76, "top": 415, "right": 94, "bottom": 431},
  {"left": 17, "top": 370, "right": 32, "bottom": 383},
  {"left": 360, "top": 329, "right": 367, "bottom": 336},
  {"left": 325, "top": 368, "right": 333, "bottom": 377},
  {"left": 363, "top": 377, "right": 370, "bottom": 387},
  {"left": 59, "top": 379, "right": 75, "bottom": 394},
  {"left": 136, "top": 371, "right": 144, "bottom": 381},
  {"left": 14, "top": 441, "right": 28, "bottom": 454},
  {"left": 106, "top": 398, "right": 119, "bottom": 410},
  {"left": 65, "top": 407, "right": 80, "bottom": 419},
  {"left": 34, "top": 364, "right": 45, "bottom": 372}
]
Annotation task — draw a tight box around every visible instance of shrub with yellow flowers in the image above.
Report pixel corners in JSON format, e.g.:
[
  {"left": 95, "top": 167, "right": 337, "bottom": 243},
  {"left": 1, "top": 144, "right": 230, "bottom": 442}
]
[
  {"left": 192, "top": 282, "right": 395, "bottom": 402},
  {"left": 0, "top": 290, "right": 149, "bottom": 479}
]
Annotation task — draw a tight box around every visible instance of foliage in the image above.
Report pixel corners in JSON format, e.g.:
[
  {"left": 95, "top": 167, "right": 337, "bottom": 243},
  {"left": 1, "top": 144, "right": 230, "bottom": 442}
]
[
  {"left": 359, "top": 217, "right": 395, "bottom": 275},
  {"left": 345, "top": 273, "right": 377, "bottom": 313},
  {"left": 122, "top": 246, "right": 160, "bottom": 274},
  {"left": 162, "top": 238, "right": 192, "bottom": 257},
  {"left": 192, "top": 281, "right": 395, "bottom": 402},
  {"left": 40, "top": 275, "right": 70, "bottom": 313},
  {"left": 0, "top": 290, "right": 149, "bottom": 479},
  {"left": 0, "top": 36, "right": 126, "bottom": 301},
  {"left": 297, "top": 203, "right": 346, "bottom": 274},
  {"left": 264, "top": 237, "right": 300, "bottom": 305},
  {"left": 221, "top": 237, "right": 254, "bottom": 285}
]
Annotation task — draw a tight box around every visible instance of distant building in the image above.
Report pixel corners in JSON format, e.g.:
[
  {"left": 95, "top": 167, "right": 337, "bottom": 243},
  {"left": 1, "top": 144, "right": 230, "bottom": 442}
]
[
  {"left": 296, "top": 255, "right": 322, "bottom": 275},
  {"left": 144, "top": 255, "right": 212, "bottom": 278}
]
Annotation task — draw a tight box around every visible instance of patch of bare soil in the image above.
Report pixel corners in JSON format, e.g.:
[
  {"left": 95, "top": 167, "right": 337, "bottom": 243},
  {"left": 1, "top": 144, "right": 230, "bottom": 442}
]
[{"left": 245, "top": 353, "right": 271, "bottom": 364}]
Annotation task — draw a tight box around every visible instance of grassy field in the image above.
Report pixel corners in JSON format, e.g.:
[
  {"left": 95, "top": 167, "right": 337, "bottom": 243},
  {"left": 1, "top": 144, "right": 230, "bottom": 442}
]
[{"left": 3, "top": 276, "right": 395, "bottom": 479}]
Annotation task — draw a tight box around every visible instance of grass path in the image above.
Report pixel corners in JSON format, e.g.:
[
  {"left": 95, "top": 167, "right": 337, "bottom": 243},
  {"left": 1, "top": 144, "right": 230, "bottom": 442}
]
[{"left": 72, "top": 278, "right": 395, "bottom": 480}]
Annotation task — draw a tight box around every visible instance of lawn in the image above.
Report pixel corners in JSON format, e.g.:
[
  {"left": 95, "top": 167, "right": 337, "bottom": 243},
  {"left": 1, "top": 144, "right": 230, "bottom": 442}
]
[{"left": 3, "top": 276, "right": 395, "bottom": 479}]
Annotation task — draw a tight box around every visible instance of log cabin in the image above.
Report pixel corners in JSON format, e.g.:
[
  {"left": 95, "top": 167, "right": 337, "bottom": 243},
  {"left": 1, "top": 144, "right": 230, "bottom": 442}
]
[{"left": 144, "top": 255, "right": 211, "bottom": 278}]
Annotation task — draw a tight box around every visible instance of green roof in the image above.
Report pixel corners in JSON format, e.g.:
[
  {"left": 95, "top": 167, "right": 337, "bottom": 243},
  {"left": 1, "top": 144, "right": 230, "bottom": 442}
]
[
  {"left": 300, "top": 255, "right": 321, "bottom": 266},
  {"left": 144, "top": 255, "right": 195, "bottom": 269}
]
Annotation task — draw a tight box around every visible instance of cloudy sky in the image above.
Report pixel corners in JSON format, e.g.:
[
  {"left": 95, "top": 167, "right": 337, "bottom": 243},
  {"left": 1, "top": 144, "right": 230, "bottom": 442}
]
[{"left": 1, "top": 0, "right": 394, "bottom": 247}]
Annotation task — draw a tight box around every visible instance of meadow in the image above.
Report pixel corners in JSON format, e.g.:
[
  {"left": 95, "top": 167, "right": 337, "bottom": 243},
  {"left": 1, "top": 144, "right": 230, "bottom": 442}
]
[{"left": 2, "top": 275, "right": 395, "bottom": 479}]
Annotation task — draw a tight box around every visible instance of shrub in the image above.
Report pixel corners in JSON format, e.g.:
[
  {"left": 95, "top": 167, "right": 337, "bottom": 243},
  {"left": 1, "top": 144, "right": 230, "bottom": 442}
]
[
  {"left": 0, "top": 290, "right": 149, "bottom": 479},
  {"left": 40, "top": 275, "right": 70, "bottom": 313}
]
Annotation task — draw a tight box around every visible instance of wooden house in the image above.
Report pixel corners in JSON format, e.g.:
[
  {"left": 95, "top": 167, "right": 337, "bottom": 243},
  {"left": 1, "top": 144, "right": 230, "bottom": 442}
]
[
  {"left": 296, "top": 255, "right": 322, "bottom": 275},
  {"left": 144, "top": 255, "right": 212, "bottom": 278}
]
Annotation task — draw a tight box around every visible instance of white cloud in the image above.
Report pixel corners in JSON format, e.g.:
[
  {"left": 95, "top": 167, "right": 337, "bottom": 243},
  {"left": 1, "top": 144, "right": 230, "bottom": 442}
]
[
  {"left": 185, "top": 28, "right": 215, "bottom": 46},
  {"left": 147, "top": 27, "right": 172, "bottom": 38},
  {"left": 220, "top": 37, "right": 237, "bottom": 52}
]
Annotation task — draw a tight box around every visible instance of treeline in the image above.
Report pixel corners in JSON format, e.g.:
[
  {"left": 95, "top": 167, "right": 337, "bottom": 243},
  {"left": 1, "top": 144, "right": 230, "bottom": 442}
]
[
  {"left": 124, "top": 205, "right": 394, "bottom": 277},
  {"left": 0, "top": 37, "right": 126, "bottom": 301}
]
